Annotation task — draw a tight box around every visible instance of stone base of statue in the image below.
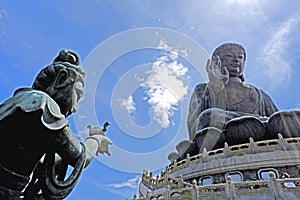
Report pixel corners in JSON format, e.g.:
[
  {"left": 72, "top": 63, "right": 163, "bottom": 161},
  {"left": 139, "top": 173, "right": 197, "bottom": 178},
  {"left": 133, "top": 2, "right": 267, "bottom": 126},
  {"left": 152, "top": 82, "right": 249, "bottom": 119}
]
[{"left": 137, "top": 134, "right": 300, "bottom": 200}]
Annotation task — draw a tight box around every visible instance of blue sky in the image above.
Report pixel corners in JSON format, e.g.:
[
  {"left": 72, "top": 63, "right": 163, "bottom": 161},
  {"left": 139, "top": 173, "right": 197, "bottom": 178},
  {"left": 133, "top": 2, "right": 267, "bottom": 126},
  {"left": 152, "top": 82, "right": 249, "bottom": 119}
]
[{"left": 1, "top": 1, "right": 300, "bottom": 199}]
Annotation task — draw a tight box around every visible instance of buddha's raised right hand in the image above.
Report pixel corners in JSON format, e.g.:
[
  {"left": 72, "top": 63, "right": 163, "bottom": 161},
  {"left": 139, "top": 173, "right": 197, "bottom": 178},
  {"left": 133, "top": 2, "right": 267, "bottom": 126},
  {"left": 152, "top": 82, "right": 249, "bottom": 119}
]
[{"left": 206, "top": 56, "right": 229, "bottom": 92}]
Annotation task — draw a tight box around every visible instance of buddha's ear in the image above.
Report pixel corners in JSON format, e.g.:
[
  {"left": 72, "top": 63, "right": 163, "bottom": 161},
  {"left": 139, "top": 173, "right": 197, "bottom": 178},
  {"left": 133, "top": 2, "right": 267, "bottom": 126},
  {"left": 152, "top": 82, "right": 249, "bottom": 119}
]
[
  {"left": 239, "top": 74, "right": 245, "bottom": 82},
  {"left": 54, "top": 68, "right": 70, "bottom": 89}
]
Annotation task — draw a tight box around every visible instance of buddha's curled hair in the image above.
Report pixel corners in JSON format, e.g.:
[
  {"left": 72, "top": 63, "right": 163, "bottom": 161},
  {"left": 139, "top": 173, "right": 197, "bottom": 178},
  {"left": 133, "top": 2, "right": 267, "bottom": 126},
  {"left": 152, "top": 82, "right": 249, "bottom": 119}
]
[{"left": 212, "top": 43, "right": 246, "bottom": 62}]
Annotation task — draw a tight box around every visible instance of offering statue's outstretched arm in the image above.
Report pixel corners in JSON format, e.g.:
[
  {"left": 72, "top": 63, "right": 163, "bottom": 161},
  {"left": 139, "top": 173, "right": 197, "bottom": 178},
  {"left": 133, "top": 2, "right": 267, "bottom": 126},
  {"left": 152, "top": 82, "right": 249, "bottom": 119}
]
[{"left": 83, "top": 133, "right": 112, "bottom": 167}]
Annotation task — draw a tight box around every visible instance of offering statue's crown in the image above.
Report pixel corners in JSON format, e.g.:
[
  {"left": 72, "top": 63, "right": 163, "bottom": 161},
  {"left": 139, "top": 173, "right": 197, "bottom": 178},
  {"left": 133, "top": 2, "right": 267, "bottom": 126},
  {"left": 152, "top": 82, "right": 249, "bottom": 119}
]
[{"left": 53, "top": 49, "right": 85, "bottom": 78}]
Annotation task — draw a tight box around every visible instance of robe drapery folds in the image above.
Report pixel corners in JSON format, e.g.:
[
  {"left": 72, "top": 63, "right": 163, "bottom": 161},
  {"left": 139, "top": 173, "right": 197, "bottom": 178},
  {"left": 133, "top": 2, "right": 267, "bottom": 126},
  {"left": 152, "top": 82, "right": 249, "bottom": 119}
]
[
  {"left": 0, "top": 88, "right": 85, "bottom": 200},
  {"left": 187, "top": 83, "right": 284, "bottom": 152}
]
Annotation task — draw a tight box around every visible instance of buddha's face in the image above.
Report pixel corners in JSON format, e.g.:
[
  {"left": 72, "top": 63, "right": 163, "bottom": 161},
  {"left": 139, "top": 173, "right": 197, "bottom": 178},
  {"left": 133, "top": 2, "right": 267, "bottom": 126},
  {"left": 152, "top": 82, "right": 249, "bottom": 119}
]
[{"left": 219, "top": 47, "right": 245, "bottom": 77}]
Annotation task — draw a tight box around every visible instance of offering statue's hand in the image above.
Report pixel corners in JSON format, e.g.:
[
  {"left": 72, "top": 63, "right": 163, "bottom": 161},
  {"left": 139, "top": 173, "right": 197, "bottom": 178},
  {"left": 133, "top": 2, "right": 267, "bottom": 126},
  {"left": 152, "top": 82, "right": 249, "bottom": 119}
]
[
  {"left": 84, "top": 122, "right": 112, "bottom": 159},
  {"left": 206, "top": 56, "right": 229, "bottom": 92},
  {"left": 91, "top": 134, "right": 112, "bottom": 156}
]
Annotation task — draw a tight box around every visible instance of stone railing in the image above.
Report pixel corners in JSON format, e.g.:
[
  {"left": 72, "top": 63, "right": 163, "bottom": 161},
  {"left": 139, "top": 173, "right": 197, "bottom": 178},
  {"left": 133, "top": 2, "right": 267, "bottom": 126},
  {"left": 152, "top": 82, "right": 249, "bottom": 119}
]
[
  {"left": 135, "top": 174, "right": 300, "bottom": 200},
  {"left": 167, "top": 134, "right": 300, "bottom": 174},
  {"left": 141, "top": 169, "right": 192, "bottom": 191},
  {"left": 140, "top": 135, "right": 300, "bottom": 193}
]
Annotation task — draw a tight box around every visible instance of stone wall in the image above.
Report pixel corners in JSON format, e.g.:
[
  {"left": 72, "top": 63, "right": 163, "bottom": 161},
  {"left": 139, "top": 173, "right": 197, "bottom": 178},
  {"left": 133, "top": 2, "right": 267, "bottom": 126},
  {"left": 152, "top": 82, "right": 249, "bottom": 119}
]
[{"left": 136, "top": 175, "right": 300, "bottom": 200}]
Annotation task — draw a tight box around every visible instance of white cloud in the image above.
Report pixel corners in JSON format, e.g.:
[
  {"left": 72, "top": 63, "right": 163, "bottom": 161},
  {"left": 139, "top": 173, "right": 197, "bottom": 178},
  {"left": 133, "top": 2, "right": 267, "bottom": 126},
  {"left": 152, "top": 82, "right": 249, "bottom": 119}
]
[
  {"left": 0, "top": 9, "right": 6, "bottom": 20},
  {"left": 0, "top": 9, "right": 7, "bottom": 42},
  {"left": 115, "top": 40, "right": 190, "bottom": 129},
  {"left": 120, "top": 95, "right": 136, "bottom": 113},
  {"left": 259, "top": 14, "right": 300, "bottom": 86},
  {"left": 164, "top": 1, "right": 269, "bottom": 47},
  {"left": 107, "top": 176, "right": 140, "bottom": 189},
  {"left": 140, "top": 41, "right": 189, "bottom": 128}
]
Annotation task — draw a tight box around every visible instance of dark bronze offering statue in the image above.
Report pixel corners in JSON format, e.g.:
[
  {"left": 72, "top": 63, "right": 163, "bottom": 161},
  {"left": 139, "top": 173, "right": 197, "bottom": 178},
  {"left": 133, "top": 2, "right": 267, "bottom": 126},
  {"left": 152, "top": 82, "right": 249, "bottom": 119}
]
[{"left": 0, "top": 50, "right": 112, "bottom": 200}]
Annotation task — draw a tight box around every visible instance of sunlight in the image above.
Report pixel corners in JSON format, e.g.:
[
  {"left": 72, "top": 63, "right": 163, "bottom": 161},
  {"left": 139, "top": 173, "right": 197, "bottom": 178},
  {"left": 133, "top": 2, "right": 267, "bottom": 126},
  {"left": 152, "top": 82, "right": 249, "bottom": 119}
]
[
  {"left": 227, "top": 0, "right": 257, "bottom": 5},
  {"left": 222, "top": 0, "right": 261, "bottom": 17}
]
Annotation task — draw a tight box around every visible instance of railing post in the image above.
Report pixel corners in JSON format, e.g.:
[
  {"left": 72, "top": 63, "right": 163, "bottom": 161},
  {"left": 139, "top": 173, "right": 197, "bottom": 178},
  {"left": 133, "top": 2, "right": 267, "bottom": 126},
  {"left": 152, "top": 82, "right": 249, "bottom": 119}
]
[
  {"left": 172, "top": 159, "right": 177, "bottom": 173},
  {"left": 192, "top": 179, "right": 199, "bottom": 200},
  {"left": 164, "top": 166, "right": 169, "bottom": 187},
  {"left": 178, "top": 175, "right": 184, "bottom": 189},
  {"left": 155, "top": 175, "right": 159, "bottom": 189},
  {"left": 145, "top": 190, "right": 151, "bottom": 200},
  {"left": 278, "top": 133, "right": 288, "bottom": 151},
  {"left": 142, "top": 170, "right": 147, "bottom": 186},
  {"left": 224, "top": 142, "right": 229, "bottom": 157},
  {"left": 202, "top": 148, "right": 208, "bottom": 162},
  {"left": 226, "top": 176, "right": 234, "bottom": 200},
  {"left": 165, "top": 184, "right": 171, "bottom": 200},
  {"left": 186, "top": 153, "right": 191, "bottom": 167},
  {"left": 249, "top": 137, "right": 257, "bottom": 153},
  {"left": 148, "top": 171, "right": 152, "bottom": 188},
  {"left": 269, "top": 172, "right": 282, "bottom": 199}
]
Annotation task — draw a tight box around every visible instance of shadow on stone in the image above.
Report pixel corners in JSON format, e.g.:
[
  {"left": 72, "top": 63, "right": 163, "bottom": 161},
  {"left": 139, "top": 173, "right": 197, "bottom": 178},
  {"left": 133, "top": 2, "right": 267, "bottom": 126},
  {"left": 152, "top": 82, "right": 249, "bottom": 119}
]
[{"left": 225, "top": 116, "right": 266, "bottom": 146}]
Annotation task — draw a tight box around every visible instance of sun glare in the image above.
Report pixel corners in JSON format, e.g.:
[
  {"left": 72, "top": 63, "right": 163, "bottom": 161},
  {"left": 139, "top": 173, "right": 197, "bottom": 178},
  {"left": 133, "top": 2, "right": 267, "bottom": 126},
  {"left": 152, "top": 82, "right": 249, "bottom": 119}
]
[
  {"left": 225, "top": 0, "right": 259, "bottom": 11},
  {"left": 228, "top": 0, "right": 257, "bottom": 4}
]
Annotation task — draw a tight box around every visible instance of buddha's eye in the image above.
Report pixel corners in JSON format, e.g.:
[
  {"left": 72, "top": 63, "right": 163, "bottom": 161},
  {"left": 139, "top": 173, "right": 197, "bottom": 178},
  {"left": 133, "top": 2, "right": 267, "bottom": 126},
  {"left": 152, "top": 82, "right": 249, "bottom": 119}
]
[{"left": 222, "top": 54, "right": 232, "bottom": 60}]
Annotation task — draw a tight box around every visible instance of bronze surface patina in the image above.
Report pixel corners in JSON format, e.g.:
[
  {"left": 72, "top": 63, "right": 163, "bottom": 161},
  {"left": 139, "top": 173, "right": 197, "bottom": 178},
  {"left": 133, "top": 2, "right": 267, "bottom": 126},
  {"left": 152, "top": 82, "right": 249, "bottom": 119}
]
[
  {"left": 178, "top": 43, "right": 300, "bottom": 160},
  {"left": 0, "top": 50, "right": 112, "bottom": 200}
]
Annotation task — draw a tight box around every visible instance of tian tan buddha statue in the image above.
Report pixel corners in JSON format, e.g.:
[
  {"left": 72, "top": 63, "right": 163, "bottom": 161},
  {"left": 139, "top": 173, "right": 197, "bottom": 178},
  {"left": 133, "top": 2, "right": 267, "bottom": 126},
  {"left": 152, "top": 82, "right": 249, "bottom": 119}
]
[{"left": 176, "top": 43, "right": 300, "bottom": 161}]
